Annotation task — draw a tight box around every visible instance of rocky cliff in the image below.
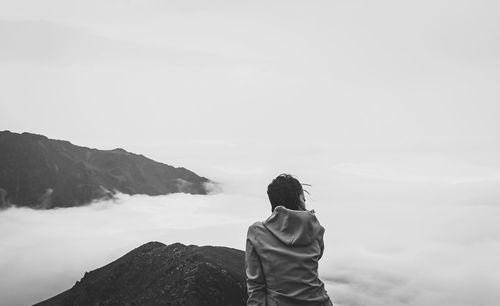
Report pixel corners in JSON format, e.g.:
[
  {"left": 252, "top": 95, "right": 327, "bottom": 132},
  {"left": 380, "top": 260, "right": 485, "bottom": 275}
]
[
  {"left": 35, "top": 242, "right": 247, "bottom": 306},
  {"left": 0, "top": 131, "right": 210, "bottom": 208}
]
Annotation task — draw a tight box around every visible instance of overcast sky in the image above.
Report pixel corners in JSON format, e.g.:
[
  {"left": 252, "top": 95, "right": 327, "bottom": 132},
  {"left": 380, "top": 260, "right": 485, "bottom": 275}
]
[
  {"left": 1, "top": 0, "right": 499, "bottom": 157},
  {"left": 1, "top": 1, "right": 500, "bottom": 306}
]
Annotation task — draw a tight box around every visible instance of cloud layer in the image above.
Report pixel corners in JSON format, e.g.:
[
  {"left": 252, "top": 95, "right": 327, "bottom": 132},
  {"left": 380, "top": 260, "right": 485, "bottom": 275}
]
[
  {"left": 1, "top": 153, "right": 499, "bottom": 306},
  {"left": 1, "top": 1, "right": 499, "bottom": 305}
]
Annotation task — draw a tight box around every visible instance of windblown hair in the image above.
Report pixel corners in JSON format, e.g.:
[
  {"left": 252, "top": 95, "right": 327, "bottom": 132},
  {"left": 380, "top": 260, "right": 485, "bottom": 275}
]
[{"left": 267, "top": 174, "right": 306, "bottom": 212}]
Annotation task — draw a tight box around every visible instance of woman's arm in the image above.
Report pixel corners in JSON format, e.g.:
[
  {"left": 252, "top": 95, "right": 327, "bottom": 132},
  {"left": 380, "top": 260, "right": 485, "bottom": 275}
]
[{"left": 245, "top": 233, "right": 267, "bottom": 305}]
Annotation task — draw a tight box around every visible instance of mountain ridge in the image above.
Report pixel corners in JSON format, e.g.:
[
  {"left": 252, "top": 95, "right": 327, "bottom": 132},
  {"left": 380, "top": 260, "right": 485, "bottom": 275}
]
[
  {"left": 0, "top": 131, "right": 211, "bottom": 209},
  {"left": 34, "top": 242, "right": 247, "bottom": 306}
]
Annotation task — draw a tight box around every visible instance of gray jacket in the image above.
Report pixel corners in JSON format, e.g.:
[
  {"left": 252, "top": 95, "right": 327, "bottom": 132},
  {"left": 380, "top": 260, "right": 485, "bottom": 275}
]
[{"left": 245, "top": 206, "right": 333, "bottom": 306}]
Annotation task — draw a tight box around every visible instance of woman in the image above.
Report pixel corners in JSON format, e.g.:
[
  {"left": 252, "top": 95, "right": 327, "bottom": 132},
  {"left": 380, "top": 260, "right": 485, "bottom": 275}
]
[{"left": 245, "top": 174, "right": 333, "bottom": 306}]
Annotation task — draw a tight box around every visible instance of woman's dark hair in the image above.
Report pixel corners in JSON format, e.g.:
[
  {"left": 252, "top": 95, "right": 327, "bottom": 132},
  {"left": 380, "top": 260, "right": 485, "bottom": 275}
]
[{"left": 267, "top": 174, "right": 307, "bottom": 212}]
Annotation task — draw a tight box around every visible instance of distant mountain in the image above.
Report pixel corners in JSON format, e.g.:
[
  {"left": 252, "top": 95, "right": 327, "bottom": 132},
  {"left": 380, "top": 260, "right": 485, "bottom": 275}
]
[
  {"left": 0, "top": 131, "right": 210, "bottom": 209},
  {"left": 35, "top": 242, "right": 247, "bottom": 306}
]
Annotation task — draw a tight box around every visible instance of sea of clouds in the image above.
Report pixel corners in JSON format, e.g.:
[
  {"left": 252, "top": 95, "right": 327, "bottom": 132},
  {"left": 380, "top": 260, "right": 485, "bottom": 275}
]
[
  {"left": 1, "top": 1, "right": 499, "bottom": 305},
  {"left": 1, "top": 152, "right": 499, "bottom": 306}
]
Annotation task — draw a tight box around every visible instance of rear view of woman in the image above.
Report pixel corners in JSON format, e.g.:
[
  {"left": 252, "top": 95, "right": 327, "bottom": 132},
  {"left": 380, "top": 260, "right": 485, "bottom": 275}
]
[{"left": 245, "top": 174, "right": 333, "bottom": 306}]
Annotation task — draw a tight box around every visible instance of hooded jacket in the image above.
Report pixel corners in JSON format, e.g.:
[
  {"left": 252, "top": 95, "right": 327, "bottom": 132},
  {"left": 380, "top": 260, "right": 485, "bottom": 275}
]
[{"left": 245, "top": 206, "right": 332, "bottom": 306}]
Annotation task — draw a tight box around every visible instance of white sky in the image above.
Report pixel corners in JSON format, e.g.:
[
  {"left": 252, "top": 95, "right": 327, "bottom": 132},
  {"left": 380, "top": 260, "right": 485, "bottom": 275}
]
[
  {"left": 1, "top": 0, "right": 499, "bottom": 155},
  {"left": 1, "top": 1, "right": 500, "bottom": 306}
]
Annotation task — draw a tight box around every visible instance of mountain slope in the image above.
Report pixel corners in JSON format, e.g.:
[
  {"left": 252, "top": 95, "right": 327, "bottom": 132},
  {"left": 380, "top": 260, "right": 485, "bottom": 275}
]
[
  {"left": 35, "top": 242, "right": 247, "bottom": 306},
  {"left": 0, "top": 131, "right": 210, "bottom": 208}
]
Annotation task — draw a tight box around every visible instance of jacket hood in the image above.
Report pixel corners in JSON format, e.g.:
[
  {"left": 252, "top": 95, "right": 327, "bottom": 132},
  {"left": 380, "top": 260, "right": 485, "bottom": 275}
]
[{"left": 263, "top": 206, "right": 324, "bottom": 246}]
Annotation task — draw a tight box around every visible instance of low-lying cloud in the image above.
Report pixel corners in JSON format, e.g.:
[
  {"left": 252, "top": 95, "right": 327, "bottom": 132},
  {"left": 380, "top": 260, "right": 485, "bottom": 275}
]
[
  {"left": 0, "top": 192, "right": 269, "bottom": 306},
  {"left": 1, "top": 154, "right": 499, "bottom": 306}
]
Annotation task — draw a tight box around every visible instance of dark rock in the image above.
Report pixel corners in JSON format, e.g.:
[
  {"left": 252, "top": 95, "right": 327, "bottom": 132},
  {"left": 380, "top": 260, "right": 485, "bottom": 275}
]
[
  {"left": 0, "top": 131, "right": 211, "bottom": 208},
  {"left": 34, "top": 242, "right": 247, "bottom": 306}
]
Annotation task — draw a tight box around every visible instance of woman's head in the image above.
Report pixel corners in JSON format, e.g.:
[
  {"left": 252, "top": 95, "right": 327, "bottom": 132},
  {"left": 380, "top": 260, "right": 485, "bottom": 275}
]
[{"left": 267, "top": 174, "right": 307, "bottom": 212}]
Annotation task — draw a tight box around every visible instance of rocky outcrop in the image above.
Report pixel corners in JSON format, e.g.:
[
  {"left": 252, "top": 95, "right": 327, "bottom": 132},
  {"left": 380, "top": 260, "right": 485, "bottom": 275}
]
[
  {"left": 35, "top": 242, "right": 247, "bottom": 306},
  {"left": 0, "top": 131, "right": 210, "bottom": 209}
]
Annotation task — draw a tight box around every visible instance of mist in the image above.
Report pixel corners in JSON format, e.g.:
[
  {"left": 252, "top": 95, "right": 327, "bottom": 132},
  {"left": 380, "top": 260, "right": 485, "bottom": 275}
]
[
  {"left": 1, "top": 150, "right": 499, "bottom": 306},
  {"left": 1, "top": 0, "right": 499, "bottom": 305}
]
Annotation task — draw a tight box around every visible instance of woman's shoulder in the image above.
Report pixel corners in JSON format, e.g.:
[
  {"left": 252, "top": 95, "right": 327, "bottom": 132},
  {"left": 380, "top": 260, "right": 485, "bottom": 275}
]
[
  {"left": 247, "top": 221, "right": 268, "bottom": 236},
  {"left": 248, "top": 220, "right": 265, "bottom": 231},
  {"left": 246, "top": 221, "right": 270, "bottom": 247}
]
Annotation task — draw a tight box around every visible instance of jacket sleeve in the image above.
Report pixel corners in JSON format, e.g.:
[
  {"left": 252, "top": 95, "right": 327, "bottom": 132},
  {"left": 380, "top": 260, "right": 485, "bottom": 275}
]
[
  {"left": 318, "top": 236, "right": 325, "bottom": 259},
  {"left": 318, "top": 225, "right": 326, "bottom": 259},
  {"left": 245, "top": 231, "right": 267, "bottom": 306}
]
